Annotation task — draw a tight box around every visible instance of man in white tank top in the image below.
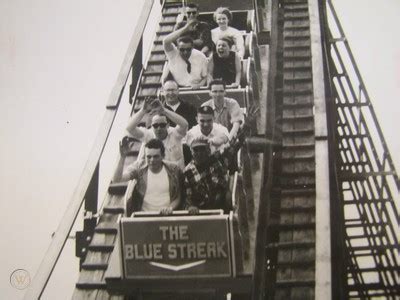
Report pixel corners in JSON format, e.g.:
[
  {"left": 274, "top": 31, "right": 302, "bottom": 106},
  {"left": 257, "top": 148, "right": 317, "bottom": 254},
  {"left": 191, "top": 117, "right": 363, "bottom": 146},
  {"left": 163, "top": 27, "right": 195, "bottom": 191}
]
[{"left": 122, "top": 139, "right": 182, "bottom": 215}]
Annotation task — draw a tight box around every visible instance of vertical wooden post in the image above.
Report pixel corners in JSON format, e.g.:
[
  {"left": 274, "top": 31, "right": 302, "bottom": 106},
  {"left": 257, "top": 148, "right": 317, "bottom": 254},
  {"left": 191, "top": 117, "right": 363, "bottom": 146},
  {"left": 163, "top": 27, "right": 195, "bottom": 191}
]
[
  {"left": 309, "top": 0, "right": 332, "bottom": 298},
  {"left": 129, "top": 37, "right": 143, "bottom": 104}
]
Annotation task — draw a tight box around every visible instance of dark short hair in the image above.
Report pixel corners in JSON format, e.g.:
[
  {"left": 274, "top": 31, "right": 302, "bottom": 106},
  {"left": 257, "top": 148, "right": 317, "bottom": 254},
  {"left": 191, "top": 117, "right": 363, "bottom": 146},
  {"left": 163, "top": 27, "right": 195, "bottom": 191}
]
[
  {"left": 177, "top": 35, "right": 194, "bottom": 46},
  {"left": 209, "top": 79, "right": 226, "bottom": 90},
  {"left": 213, "top": 7, "right": 232, "bottom": 22},
  {"left": 197, "top": 105, "right": 214, "bottom": 115},
  {"left": 187, "top": 3, "right": 199, "bottom": 10},
  {"left": 218, "top": 36, "right": 234, "bottom": 48},
  {"left": 145, "top": 138, "right": 165, "bottom": 157}
]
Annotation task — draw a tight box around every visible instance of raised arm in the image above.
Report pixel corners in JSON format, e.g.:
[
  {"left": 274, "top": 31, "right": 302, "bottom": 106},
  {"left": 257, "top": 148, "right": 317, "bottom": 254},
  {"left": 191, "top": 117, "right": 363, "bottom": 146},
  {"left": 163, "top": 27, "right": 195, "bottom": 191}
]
[
  {"left": 126, "top": 98, "right": 155, "bottom": 139},
  {"left": 157, "top": 100, "right": 189, "bottom": 136},
  {"left": 163, "top": 20, "right": 196, "bottom": 53}
]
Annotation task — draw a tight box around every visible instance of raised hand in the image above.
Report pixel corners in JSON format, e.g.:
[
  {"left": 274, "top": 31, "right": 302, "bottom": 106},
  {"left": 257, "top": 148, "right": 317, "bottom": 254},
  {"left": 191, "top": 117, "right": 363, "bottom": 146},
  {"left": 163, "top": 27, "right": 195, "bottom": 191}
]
[
  {"left": 142, "top": 97, "right": 156, "bottom": 113},
  {"left": 150, "top": 98, "right": 164, "bottom": 114}
]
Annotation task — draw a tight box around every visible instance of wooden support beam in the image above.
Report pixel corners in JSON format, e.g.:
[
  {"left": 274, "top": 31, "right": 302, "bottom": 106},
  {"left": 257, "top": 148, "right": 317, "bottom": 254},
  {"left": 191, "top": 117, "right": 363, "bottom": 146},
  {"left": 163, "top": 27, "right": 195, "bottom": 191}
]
[{"left": 308, "top": 0, "right": 332, "bottom": 299}]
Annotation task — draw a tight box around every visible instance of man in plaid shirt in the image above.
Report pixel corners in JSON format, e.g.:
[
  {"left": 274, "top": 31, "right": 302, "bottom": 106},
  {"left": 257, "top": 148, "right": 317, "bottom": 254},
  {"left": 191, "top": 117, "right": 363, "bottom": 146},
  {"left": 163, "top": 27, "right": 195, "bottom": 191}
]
[{"left": 183, "top": 111, "right": 254, "bottom": 214}]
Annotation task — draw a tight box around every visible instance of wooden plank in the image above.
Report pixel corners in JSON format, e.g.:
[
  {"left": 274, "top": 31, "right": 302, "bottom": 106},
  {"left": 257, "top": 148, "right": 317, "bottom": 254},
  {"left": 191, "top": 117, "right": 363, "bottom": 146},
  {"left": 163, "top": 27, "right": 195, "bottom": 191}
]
[{"left": 23, "top": 2, "right": 155, "bottom": 299}]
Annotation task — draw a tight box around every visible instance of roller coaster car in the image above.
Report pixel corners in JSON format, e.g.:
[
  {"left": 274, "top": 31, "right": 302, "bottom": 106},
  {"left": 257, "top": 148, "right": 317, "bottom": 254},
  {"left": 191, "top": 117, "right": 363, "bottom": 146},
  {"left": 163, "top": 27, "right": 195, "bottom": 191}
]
[{"left": 104, "top": 208, "right": 252, "bottom": 296}]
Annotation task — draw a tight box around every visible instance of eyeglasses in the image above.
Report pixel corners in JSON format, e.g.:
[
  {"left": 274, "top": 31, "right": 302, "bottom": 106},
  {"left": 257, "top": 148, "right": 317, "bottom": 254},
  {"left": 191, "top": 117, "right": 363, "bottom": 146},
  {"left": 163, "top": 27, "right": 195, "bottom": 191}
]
[
  {"left": 186, "top": 11, "right": 197, "bottom": 15},
  {"left": 179, "top": 47, "right": 192, "bottom": 53},
  {"left": 152, "top": 123, "right": 167, "bottom": 129}
]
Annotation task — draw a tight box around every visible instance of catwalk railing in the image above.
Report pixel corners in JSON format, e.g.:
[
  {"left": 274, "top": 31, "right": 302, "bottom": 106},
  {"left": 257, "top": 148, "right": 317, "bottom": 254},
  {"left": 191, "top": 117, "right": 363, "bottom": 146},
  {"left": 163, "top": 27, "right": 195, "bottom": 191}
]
[
  {"left": 323, "top": 0, "right": 399, "bottom": 298},
  {"left": 22, "top": 1, "right": 156, "bottom": 299}
]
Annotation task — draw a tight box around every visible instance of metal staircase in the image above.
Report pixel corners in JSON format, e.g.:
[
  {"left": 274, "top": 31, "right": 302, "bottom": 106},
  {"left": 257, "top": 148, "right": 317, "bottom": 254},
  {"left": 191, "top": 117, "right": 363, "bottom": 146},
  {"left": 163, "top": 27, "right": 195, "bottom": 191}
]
[{"left": 322, "top": 0, "right": 400, "bottom": 298}]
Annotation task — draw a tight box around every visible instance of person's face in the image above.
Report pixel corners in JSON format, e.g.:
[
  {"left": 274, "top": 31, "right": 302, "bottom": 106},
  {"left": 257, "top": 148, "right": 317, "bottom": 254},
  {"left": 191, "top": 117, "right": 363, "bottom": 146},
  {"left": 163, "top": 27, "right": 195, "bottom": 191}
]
[
  {"left": 151, "top": 115, "right": 168, "bottom": 140},
  {"left": 145, "top": 147, "right": 164, "bottom": 172},
  {"left": 186, "top": 7, "right": 198, "bottom": 21},
  {"left": 210, "top": 83, "right": 226, "bottom": 102},
  {"left": 163, "top": 81, "right": 179, "bottom": 103},
  {"left": 178, "top": 41, "right": 193, "bottom": 61},
  {"left": 197, "top": 113, "right": 214, "bottom": 136},
  {"left": 191, "top": 145, "right": 211, "bottom": 165},
  {"left": 216, "top": 13, "right": 229, "bottom": 29},
  {"left": 216, "top": 40, "right": 230, "bottom": 57}
]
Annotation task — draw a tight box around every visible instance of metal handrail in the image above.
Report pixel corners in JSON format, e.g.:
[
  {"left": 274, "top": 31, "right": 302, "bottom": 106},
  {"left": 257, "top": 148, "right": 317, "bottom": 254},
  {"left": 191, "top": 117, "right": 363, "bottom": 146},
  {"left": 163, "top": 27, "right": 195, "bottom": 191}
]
[
  {"left": 23, "top": 1, "right": 155, "bottom": 298},
  {"left": 327, "top": 0, "right": 399, "bottom": 188}
]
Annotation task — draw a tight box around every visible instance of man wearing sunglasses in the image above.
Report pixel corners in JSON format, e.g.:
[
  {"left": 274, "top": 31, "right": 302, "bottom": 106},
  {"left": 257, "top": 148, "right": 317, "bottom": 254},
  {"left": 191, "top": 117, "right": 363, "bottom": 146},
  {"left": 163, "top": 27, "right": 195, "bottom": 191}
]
[
  {"left": 174, "top": 3, "right": 214, "bottom": 56},
  {"left": 126, "top": 98, "right": 188, "bottom": 169},
  {"left": 163, "top": 18, "right": 208, "bottom": 88}
]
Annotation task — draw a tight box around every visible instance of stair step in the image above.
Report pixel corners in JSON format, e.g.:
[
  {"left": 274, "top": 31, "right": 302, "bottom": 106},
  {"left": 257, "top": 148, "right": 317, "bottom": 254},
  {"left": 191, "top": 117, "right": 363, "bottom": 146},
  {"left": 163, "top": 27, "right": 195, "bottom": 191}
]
[
  {"left": 281, "top": 155, "right": 315, "bottom": 162},
  {"left": 88, "top": 244, "right": 114, "bottom": 252},
  {"left": 282, "top": 89, "right": 313, "bottom": 97},
  {"left": 95, "top": 222, "right": 118, "bottom": 234},
  {"left": 284, "top": 34, "right": 311, "bottom": 41},
  {"left": 277, "top": 260, "right": 315, "bottom": 268},
  {"left": 75, "top": 281, "right": 106, "bottom": 290},
  {"left": 284, "top": 14, "right": 309, "bottom": 21},
  {"left": 284, "top": 24, "right": 310, "bottom": 31},
  {"left": 156, "top": 31, "right": 170, "bottom": 36},
  {"left": 275, "top": 279, "right": 315, "bottom": 288},
  {"left": 282, "top": 103, "right": 314, "bottom": 110},
  {"left": 281, "top": 188, "right": 316, "bottom": 196},
  {"left": 283, "top": 44, "right": 310, "bottom": 51},
  {"left": 162, "top": 12, "right": 180, "bottom": 18},
  {"left": 151, "top": 49, "right": 165, "bottom": 55},
  {"left": 280, "top": 206, "right": 315, "bottom": 213},
  {"left": 83, "top": 250, "right": 111, "bottom": 267},
  {"left": 283, "top": 53, "right": 312, "bottom": 60},
  {"left": 143, "top": 70, "right": 163, "bottom": 76},
  {"left": 283, "top": 0, "right": 308, "bottom": 6},
  {"left": 141, "top": 82, "right": 162, "bottom": 88},
  {"left": 76, "top": 270, "right": 106, "bottom": 289},
  {"left": 281, "top": 169, "right": 315, "bottom": 177},
  {"left": 283, "top": 76, "right": 313, "bottom": 83},
  {"left": 282, "top": 143, "right": 315, "bottom": 150},
  {"left": 270, "top": 221, "right": 315, "bottom": 230},
  {"left": 266, "top": 241, "right": 315, "bottom": 249},
  {"left": 159, "top": 20, "right": 177, "bottom": 26},
  {"left": 282, "top": 114, "right": 314, "bottom": 121},
  {"left": 81, "top": 262, "right": 108, "bottom": 271},
  {"left": 108, "top": 182, "right": 128, "bottom": 195},
  {"left": 281, "top": 128, "right": 314, "bottom": 135},
  {"left": 147, "top": 59, "right": 166, "bottom": 64},
  {"left": 103, "top": 205, "right": 125, "bottom": 214}
]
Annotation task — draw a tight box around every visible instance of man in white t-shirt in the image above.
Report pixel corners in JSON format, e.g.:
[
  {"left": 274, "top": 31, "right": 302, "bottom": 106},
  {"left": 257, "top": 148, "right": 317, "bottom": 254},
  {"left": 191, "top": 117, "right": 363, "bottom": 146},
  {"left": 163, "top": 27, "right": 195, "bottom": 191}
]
[
  {"left": 186, "top": 105, "right": 229, "bottom": 153},
  {"left": 122, "top": 139, "right": 182, "bottom": 215},
  {"left": 126, "top": 98, "right": 188, "bottom": 169},
  {"left": 162, "top": 20, "right": 208, "bottom": 88}
]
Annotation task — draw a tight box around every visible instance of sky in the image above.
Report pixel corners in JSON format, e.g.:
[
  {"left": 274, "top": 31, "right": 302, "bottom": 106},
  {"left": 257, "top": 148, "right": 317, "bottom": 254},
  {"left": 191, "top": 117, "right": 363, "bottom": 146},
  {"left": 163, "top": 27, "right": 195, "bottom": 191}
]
[{"left": 0, "top": 0, "right": 399, "bottom": 299}]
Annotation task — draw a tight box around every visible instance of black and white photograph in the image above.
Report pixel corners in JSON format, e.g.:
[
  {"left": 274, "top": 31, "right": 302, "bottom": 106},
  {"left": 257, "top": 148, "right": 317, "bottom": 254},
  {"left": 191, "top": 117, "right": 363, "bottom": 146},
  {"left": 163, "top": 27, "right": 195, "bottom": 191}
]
[{"left": 1, "top": 0, "right": 399, "bottom": 299}]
